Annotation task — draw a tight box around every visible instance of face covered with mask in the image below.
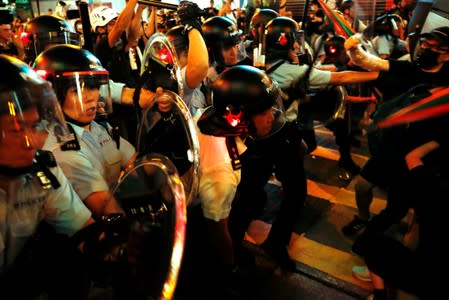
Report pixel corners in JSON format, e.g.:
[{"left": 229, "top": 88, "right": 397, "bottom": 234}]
[{"left": 415, "top": 27, "right": 449, "bottom": 70}]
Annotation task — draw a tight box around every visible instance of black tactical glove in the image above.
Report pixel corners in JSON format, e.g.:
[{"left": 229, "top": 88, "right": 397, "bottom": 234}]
[
  {"left": 177, "top": 1, "right": 204, "bottom": 34},
  {"left": 73, "top": 213, "right": 130, "bottom": 263}
]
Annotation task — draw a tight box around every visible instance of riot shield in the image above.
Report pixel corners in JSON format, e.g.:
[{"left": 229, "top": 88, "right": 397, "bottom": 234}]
[
  {"left": 110, "top": 153, "right": 187, "bottom": 300},
  {"left": 140, "top": 32, "right": 183, "bottom": 97},
  {"left": 136, "top": 90, "right": 200, "bottom": 206}
]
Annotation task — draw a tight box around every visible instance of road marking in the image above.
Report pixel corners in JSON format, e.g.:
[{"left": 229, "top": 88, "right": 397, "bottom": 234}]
[
  {"left": 307, "top": 179, "right": 386, "bottom": 214},
  {"left": 289, "top": 234, "right": 373, "bottom": 291}
]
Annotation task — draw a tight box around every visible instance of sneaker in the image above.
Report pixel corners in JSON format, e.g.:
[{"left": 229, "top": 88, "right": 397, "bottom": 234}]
[
  {"left": 342, "top": 216, "right": 368, "bottom": 236},
  {"left": 352, "top": 265, "right": 372, "bottom": 282}
]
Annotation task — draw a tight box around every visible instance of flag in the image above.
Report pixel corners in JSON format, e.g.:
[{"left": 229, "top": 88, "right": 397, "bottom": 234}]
[
  {"left": 377, "top": 86, "right": 449, "bottom": 128},
  {"left": 317, "top": 0, "right": 355, "bottom": 38}
]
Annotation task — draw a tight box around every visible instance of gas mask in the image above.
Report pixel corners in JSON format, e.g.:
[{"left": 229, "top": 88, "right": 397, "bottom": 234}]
[{"left": 414, "top": 48, "right": 440, "bottom": 69}]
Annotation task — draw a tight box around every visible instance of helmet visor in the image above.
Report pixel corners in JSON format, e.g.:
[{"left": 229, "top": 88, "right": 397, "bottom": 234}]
[
  {"left": 223, "top": 31, "right": 243, "bottom": 49},
  {"left": 247, "top": 93, "right": 286, "bottom": 140},
  {"left": 54, "top": 71, "right": 111, "bottom": 123},
  {"left": 141, "top": 33, "right": 183, "bottom": 96},
  {"left": 0, "top": 83, "right": 69, "bottom": 167},
  {"left": 24, "top": 31, "right": 80, "bottom": 60}
]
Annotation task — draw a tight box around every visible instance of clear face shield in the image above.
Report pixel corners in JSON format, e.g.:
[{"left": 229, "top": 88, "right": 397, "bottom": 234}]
[
  {"left": 141, "top": 33, "right": 183, "bottom": 97},
  {"left": 248, "top": 90, "right": 286, "bottom": 140},
  {"left": 0, "top": 82, "right": 69, "bottom": 168},
  {"left": 23, "top": 31, "right": 81, "bottom": 61},
  {"left": 220, "top": 31, "right": 244, "bottom": 66},
  {"left": 52, "top": 71, "right": 111, "bottom": 124},
  {"left": 293, "top": 30, "right": 306, "bottom": 57}
]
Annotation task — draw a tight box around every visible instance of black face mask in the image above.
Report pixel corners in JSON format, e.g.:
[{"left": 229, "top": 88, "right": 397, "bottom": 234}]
[{"left": 414, "top": 48, "right": 440, "bottom": 69}]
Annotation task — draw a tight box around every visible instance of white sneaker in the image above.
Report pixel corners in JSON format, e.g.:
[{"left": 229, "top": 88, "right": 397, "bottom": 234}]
[{"left": 352, "top": 265, "right": 372, "bottom": 282}]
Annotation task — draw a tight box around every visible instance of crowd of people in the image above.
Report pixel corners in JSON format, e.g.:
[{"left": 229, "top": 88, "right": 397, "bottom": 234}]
[{"left": 0, "top": 0, "right": 448, "bottom": 299}]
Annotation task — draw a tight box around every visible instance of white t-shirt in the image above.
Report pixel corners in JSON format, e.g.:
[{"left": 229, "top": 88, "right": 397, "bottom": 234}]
[{"left": 193, "top": 109, "right": 246, "bottom": 221}]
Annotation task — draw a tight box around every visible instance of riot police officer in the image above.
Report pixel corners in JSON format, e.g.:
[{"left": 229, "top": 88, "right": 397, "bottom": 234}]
[
  {"left": 0, "top": 54, "right": 94, "bottom": 299},
  {"left": 34, "top": 44, "right": 135, "bottom": 219},
  {"left": 263, "top": 16, "right": 377, "bottom": 171},
  {"left": 198, "top": 65, "right": 306, "bottom": 272},
  {"left": 23, "top": 14, "right": 155, "bottom": 110},
  {"left": 22, "top": 14, "right": 80, "bottom": 64},
  {"left": 201, "top": 16, "right": 252, "bottom": 108},
  {"left": 202, "top": 16, "right": 251, "bottom": 72}
]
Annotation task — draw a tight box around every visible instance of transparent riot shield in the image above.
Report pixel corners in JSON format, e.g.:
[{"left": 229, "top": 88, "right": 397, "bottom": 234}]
[
  {"left": 110, "top": 153, "right": 187, "bottom": 300},
  {"left": 140, "top": 32, "right": 183, "bottom": 97},
  {"left": 136, "top": 90, "right": 199, "bottom": 207},
  {"left": 137, "top": 32, "right": 199, "bottom": 206}
]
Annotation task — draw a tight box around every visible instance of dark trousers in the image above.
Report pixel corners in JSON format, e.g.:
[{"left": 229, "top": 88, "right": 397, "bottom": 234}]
[{"left": 229, "top": 123, "right": 307, "bottom": 254}]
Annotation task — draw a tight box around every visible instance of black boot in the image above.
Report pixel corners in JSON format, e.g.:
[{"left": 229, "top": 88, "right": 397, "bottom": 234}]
[
  {"left": 338, "top": 157, "right": 361, "bottom": 175},
  {"left": 260, "top": 240, "right": 296, "bottom": 272}
]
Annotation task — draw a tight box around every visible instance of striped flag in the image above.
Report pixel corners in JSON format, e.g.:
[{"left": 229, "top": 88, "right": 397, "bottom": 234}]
[
  {"left": 317, "top": 0, "right": 355, "bottom": 38},
  {"left": 377, "top": 86, "right": 449, "bottom": 128}
]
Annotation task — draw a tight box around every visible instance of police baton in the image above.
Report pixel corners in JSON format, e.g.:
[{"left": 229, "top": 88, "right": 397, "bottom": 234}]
[{"left": 79, "top": 1, "right": 94, "bottom": 53}]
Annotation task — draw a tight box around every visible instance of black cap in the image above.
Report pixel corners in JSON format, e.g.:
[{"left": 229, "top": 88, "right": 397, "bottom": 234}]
[{"left": 421, "top": 26, "right": 449, "bottom": 50}]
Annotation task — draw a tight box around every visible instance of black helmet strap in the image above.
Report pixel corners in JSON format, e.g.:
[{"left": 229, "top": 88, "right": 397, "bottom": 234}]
[{"left": 225, "top": 136, "right": 242, "bottom": 171}]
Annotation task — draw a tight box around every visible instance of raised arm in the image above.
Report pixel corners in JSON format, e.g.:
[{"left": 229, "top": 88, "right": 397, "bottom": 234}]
[
  {"left": 108, "top": 0, "right": 138, "bottom": 48},
  {"left": 126, "top": 4, "right": 145, "bottom": 51},
  {"left": 344, "top": 33, "right": 390, "bottom": 72},
  {"left": 177, "top": 1, "right": 209, "bottom": 89},
  {"left": 185, "top": 28, "right": 209, "bottom": 88}
]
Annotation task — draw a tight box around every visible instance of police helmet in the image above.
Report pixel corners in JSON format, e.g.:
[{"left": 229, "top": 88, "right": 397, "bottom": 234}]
[
  {"left": 198, "top": 65, "right": 285, "bottom": 138},
  {"left": 32, "top": 45, "right": 111, "bottom": 122},
  {"left": 324, "top": 35, "right": 346, "bottom": 58},
  {"left": 373, "top": 14, "right": 402, "bottom": 37},
  {"left": 141, "top": 32, "right": 182, "bottom": 95},
  {"left": 166, "top": 25, "right": 189, "bottom": 57},
  {"left": 0, "top": 54, "right": 69, "bottom": 167},
  {"left": 23, "top": 15, "right": 80, "bottom": 64},
  {"left": 249, "top": 8, "right": 279, "bottom": 42},
  {"left": 202, "top": 16, "right": 242, "bottom": 64},
  {"left": 265, "top": 17, "right": 300, "bottom": 54}
]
